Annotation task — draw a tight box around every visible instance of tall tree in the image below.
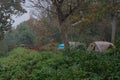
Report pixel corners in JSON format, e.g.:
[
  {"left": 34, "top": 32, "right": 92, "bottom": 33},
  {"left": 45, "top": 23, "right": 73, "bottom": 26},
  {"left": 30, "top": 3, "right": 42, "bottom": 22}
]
[
  {"left": 94, "top": 0, "right": 120, "bottom": 43},
  {"left": 70, "top": 0, "right": 120, "bottom": 43},
  {"left": 29, "top": 0, "right": 120, "bottom": 45},
  {"left": 15, "top": 23, "right": 35, "bottom": 46},
  {"left": 29, "top": 0, "right": 83, "bottom": 46},
  {"left": 0, "top": 0, "right": 26, "bottom": 39},
  {"left": 111, "top": 0, "right": 119, "bottom": 43},
  {"left": 26, "top": 16, "right": 60, "bottom": 46}
]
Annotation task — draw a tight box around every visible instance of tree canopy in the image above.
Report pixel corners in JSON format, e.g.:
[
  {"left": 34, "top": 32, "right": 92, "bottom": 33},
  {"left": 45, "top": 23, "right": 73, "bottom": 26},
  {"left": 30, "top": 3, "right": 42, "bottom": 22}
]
[{"left": 0, "top": 0, "right": 26, "bottom": 39}]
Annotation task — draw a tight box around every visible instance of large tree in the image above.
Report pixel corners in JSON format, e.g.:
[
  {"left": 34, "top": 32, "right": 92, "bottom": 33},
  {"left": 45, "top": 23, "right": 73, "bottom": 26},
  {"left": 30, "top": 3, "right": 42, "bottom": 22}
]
[
  {"left": 89, "top": 0, "right": 120, "bottom": 43},
  {"left": 0, "top": 0, "right": 26, "bottom": 39},
  {"left": 29, "top": 0, "right": 120, "bottom": 45},
  {"left": 29, "top": 0, "right": 84, "bottom": 46},
  {"left": 71, "top": 0, "right": 120, "bottom": 43},
  {"left": 110, "top": 0, "right": 120, "bottom": 43}
]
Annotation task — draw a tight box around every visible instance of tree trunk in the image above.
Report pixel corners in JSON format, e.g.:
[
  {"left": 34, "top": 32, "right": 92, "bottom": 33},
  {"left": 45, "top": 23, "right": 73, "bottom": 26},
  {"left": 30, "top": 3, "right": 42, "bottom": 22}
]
[
  {"left": 63, "top": 32, "right": 69, "bottom": 47},
  {"left": 60, "top": 22, "right": 69, "bottom": 47},
  {"left": 111, "top": 15, "right": 116, "bottom": 43}
]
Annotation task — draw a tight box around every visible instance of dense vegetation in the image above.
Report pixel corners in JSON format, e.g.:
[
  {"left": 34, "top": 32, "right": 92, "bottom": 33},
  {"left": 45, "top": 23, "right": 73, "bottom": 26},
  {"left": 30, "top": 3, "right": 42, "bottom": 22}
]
[
  {"left": 0, "top": 0, "right": 25, "bottom": 39},
  {"left": 0, "top": 47, "right": 119, "bottom": 80},
  {"left": 0, "top": 0, "right": 120, "bottom": 80}
]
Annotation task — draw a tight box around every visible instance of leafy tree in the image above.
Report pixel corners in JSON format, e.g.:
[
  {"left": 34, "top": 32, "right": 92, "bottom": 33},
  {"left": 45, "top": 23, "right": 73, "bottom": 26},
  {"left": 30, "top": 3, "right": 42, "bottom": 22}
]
[
  {"left": 0, "top": 22, "right": 35, "bottom": 53},
  {"left": 0, "top": 0, "right": 26, "bottom": 39},
  {"left": 70, "top": 0, "right": 120, "bottom": 43},
  {"left": 28, "top": 0, "right": 120, "bottom": 45},
  {"left": 26, "top": 16, "right": 60, "bottom": 46},
  {"left": 29, "top": 0, "right": 83, "bottom": 46},
  {"left": 88, "top": 0, "right": 120, "bottom": 43},
  {"left": 15, "top": 23, "right": 35, "bottom": 46}
]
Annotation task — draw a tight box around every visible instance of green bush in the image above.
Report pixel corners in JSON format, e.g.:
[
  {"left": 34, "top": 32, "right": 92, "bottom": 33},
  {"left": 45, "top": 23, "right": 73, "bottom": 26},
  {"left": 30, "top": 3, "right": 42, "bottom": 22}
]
[
  {"left": 115, "top": 38, "right": 120, "bottom": 53},
  {"left": 0, "top": 41, "right": 9, "bottom": 57},
  {"left": 0, "top": 47, "right": 119, "bottom": 80}
]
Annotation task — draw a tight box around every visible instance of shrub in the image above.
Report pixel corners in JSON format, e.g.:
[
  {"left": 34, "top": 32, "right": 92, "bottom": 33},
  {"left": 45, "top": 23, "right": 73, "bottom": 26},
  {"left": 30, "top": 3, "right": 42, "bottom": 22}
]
[
  {"left": 0, "top": 41, "right": 9, "bottom": 57},
  {"left": 0, "top": 47, "right": 119, "bottom": 80},
  {"left": 115, "top": 38, "right": 120, "bottom": 53}
]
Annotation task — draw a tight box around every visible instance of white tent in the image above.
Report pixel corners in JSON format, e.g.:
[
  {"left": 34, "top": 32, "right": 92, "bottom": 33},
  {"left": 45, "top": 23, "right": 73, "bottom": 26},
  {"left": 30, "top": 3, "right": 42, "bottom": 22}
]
[
  {"left": 69, "top": 41, "right": 85, "bottom": 48},
  {"left": 87, "top": 41, "right": 115, "bottom": 52}
]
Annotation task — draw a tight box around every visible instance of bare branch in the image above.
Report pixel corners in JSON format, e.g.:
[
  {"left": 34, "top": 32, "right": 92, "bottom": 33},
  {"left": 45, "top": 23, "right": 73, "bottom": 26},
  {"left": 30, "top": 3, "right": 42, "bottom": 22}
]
[{"left": 28, "top": 0, "right": 57, "bottom": 14}]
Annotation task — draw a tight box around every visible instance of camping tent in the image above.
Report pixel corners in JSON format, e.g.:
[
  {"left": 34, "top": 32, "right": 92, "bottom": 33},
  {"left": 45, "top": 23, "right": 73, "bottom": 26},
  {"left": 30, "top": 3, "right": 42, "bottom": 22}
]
[{"left": 87, "top": 41, "right": 115, "bottom": 52}]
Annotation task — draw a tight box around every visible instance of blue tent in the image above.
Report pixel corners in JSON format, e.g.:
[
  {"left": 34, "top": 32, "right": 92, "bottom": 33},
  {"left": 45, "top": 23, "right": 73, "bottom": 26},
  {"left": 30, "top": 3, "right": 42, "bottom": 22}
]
[{"left": 58, "top": 43, "right": 64, "bottom": 49}]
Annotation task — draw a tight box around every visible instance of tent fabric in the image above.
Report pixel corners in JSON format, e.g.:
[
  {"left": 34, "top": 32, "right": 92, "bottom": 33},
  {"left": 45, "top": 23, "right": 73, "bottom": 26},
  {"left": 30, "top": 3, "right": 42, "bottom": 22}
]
[
  {"left": 69, "top": 42, "right": 81, "bottom": 47},
  {"left": 87, "top": 41, "right": 115, "bottom": 52},
  {"left": 69, "top": 41, "right": 85, "bottom": 48}
]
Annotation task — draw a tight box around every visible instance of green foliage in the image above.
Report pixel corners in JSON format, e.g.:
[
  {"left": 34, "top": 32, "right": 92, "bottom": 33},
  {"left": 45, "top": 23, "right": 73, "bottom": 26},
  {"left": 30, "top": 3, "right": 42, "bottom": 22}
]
[
  {"left": 0, "top": 41, "right": 8, "bottom": 57},
  {"left": 0, "top": 22, "right": 36, "bottom": 57},
  {"left": 0, "top": 48, "right": 63, "bottom": 80},
  {"left": 0, "top": 0, "right": 25, "bottom": 39},
  {"left": 0, "top": 48, "right": 119, "bottom": 80},
  {"left": 62, "top": 48, "right": 120, "bottom": 80},
  {"left": 114, "top": 38, "right": 120, "bottom": 53},
  {"left": 115, "top": 38, "right": 120, "bottom": 48},
  {"left": 15, "top": 23, "right": 35, "bottom": 46},
  {"left": 0, "top": 50, "right": 8, "bottom": 57}
]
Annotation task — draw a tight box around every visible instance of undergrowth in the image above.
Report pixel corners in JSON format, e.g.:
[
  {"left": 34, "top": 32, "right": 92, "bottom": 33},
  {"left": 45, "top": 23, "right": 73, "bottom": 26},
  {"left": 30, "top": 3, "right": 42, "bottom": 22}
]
[{"left": 0, "top": 47, "right": 119, "bottom": 80}]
